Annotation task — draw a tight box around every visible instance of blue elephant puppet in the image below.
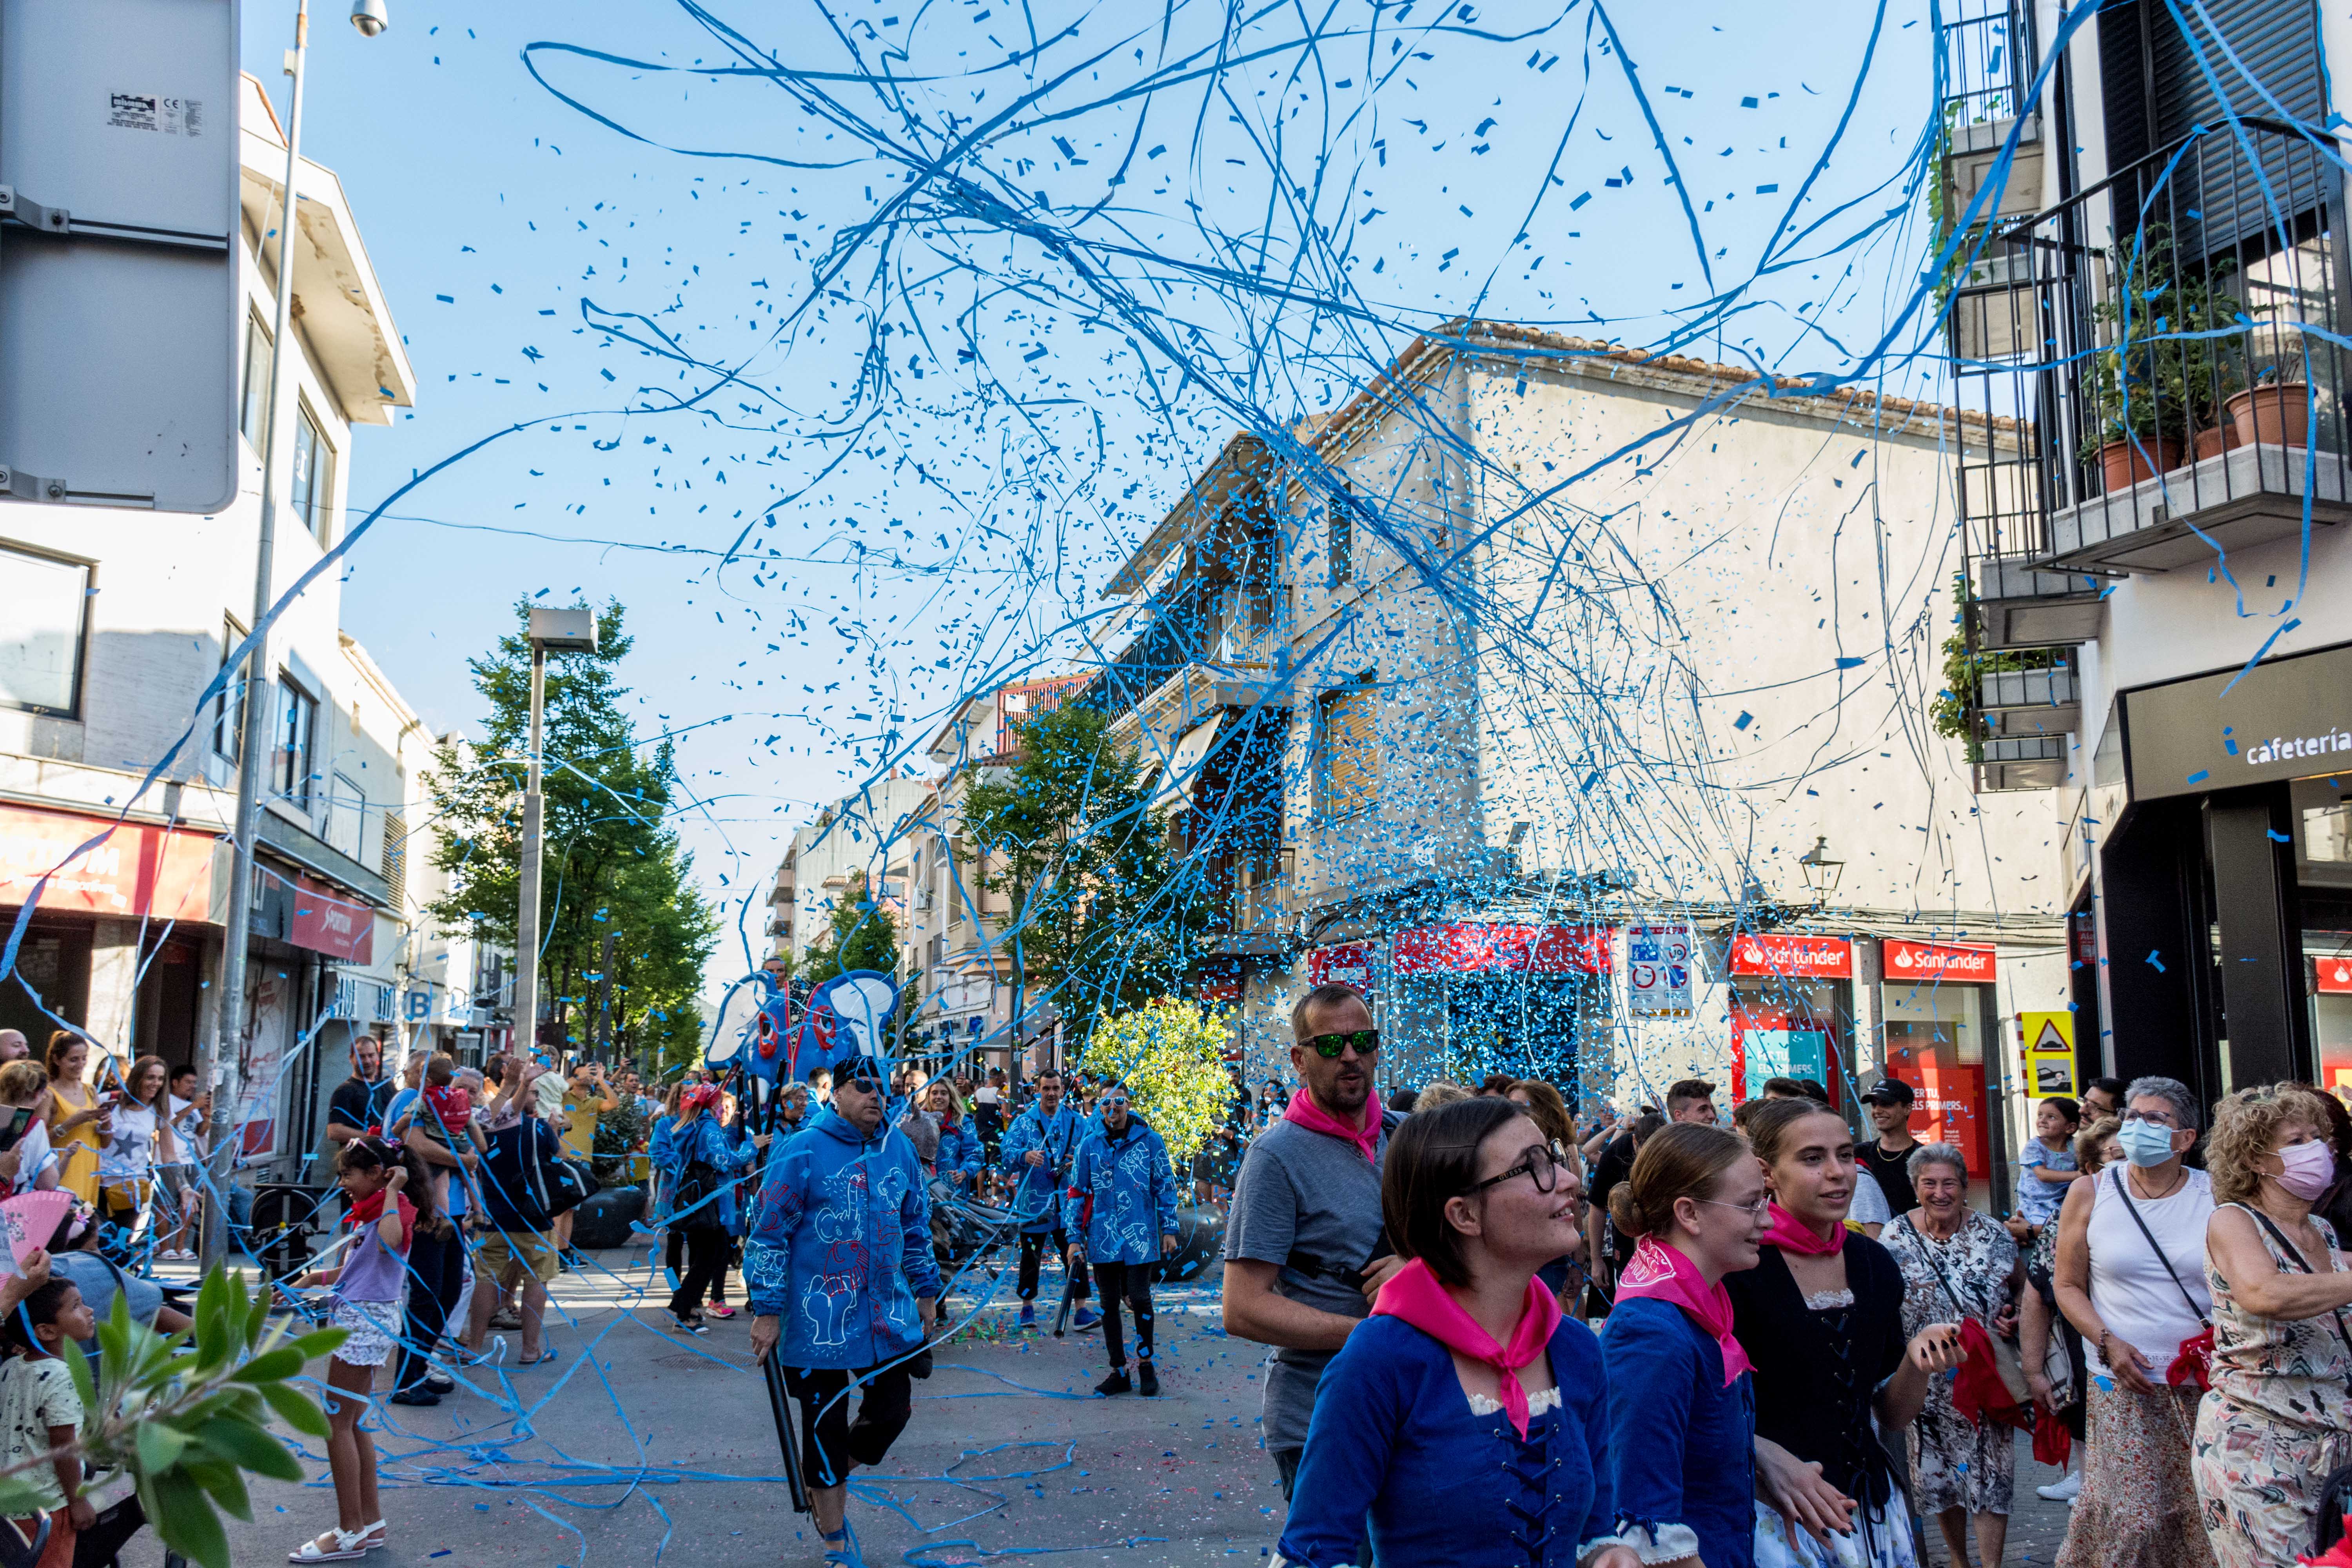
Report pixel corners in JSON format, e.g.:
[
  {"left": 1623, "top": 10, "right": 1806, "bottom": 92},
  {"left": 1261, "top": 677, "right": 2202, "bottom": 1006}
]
[
  {"left": 745, "top": 1058, "right": 942, "bottom": 1555},
  {"left": 1061, "top": 1084, "right": 1180, "bottom": 1396}
]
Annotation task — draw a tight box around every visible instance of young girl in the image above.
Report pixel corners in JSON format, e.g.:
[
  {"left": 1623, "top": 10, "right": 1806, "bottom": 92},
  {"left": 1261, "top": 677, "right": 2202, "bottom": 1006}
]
[
  {"left": 2016, "top": 1096, "right": 2082, "bottom": 1240},
  {"left": 287, "top": 1136, "right": 439, "bottom": 1562},
  {"left": 0, "top": 1267, "right": 146, "bottom": 1568}
]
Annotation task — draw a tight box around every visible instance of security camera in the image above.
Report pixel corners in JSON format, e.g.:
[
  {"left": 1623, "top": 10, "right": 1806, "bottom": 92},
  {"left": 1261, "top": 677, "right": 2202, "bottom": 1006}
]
[{"left": 350, "top": 0, "right": 389, "bottom": 37}]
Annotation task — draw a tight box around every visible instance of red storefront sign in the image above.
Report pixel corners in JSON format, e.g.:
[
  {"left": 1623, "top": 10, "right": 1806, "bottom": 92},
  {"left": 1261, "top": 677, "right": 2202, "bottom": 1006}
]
[
  {"left": 1307, "top": 943, "right": 1373, "bottom": 989},
  {"left": 0, "top": 804, "right": 215, "bottom": 921},
  {"left": 1882, "top": 938, "right": 1997, "bottom": 983},
  {"left": 1728, "top": 933, "right": 1853, "bottom": 979},
  {"left": 290, "top": 875, "right": 374, "bottom": 964},
  {"left": 2316, "top": 956, "right": 2352, "bottom": 995},
  {"left": 1884, "top": 1056, "right": 1991, "bottom": 1178},
  {"left": 1391, "top": 924, "right": 1613, "bottom": 976}
]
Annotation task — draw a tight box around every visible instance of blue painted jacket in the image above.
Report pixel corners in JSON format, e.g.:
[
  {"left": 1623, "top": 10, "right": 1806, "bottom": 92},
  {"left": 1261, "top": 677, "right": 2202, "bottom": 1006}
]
[
  {"left": 1062, "top": 1116, "right": 1178, "bottom": 1265},
  {"left": 999, "top": 1104, "right": 1084, "bottom": 1232},
  {"left": 933, "top": 1116, "right": 982, "bottom": 1188},
  {"left": 743, "top": 1106, "right": 942, "bottom": 1370},
  {"left": 653, "top": 1113, "right": 756, "bottom": 1231}
]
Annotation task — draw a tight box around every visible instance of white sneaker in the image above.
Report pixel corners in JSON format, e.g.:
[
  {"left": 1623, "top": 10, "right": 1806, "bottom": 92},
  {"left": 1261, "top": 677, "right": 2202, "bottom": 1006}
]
[{"left": 2036, "top": 1470, "right": 2083, "bottom": 1502}]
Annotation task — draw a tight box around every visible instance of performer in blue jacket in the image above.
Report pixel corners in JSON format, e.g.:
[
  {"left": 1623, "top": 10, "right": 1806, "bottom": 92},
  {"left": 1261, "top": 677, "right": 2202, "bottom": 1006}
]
[
  {"left": 998, "top": 1069, "right": 1096, "bottom": 1330},
  {"left": 1062, "top": 1083, "right": 1179, "bottom": 1396},
  {"left": 922, "top": 1080, "right": 983, "bottom": 1190},
  {"left": 747, "top": 1059, "right": 940, "bottom": 1555},
  {"left": 655, "top": 1084, "right": 763, "bottom": 1331}
]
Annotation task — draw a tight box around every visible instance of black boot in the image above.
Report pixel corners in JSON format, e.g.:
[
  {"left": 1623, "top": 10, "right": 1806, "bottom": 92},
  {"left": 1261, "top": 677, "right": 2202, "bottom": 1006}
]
[
  {"left": 1136, "top": 1359, "right": 1159, "bottom": 1397},
  {"left": 1094, "top": 1367, "right": 1131, "bottom": 1396}
]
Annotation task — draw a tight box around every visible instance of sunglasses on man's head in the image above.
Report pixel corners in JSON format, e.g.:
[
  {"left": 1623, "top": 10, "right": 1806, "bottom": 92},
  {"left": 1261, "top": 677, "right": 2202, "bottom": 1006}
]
[{"left": 1303, "top": 1029, "right": 1379, "bottom": 1059}]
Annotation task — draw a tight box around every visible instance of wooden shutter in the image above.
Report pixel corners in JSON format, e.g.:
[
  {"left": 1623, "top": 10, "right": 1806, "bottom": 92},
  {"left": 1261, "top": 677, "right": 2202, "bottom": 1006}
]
[{"left": 1320, "top": 684, "right": 1377, "bottom": 815}]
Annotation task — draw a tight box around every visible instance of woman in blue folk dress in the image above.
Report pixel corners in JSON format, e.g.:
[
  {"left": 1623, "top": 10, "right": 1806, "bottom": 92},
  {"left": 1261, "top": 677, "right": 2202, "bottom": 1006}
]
[{"left": 1276, "top": 1096, "right": 1640, "bottom": 1568}]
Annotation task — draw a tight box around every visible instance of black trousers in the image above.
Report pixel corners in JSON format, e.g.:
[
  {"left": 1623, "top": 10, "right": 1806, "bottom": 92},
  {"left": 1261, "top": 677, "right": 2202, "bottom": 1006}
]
[
  {"left": 782, "top": 1363, "right": 914, "bottom": 1490},
  {"left": 1092, "top": 1259, "right": 1154, "bottom": 1368},
  {"left": 668, "top": 1225, "right": 730, "bottom": 1318},
  {"left": 395, "top": 1227, "right": 465, "bottom": 1394},
  {"left": 1016, "top": 1227, "right": 1088, "bottom": 1301}
]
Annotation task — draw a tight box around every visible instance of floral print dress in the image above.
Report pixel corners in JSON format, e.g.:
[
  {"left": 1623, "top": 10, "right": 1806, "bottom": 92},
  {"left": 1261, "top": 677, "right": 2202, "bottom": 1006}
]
[
  {"left": 2191, "top": 1207, "right": 2352, "bottom": 1568},
  {"left": 1884, "top": 1208, "right": 2020, "bottom": 1516}
]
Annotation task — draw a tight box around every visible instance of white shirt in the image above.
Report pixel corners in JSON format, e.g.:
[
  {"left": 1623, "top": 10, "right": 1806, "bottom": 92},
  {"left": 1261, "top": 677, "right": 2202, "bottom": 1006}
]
[
  {"left": 2083, "top": 1163, "right": 2215, "bottom": 1375},
  {"left": 1848, "top": 1169, "right": 1893, "bottom": 1227},
  {"left": 7, "top": 1119, "right": 53, "bottom": 1196},
  {"left": 973, "top": 1085, "right": 1000, "bottom": 1107}
]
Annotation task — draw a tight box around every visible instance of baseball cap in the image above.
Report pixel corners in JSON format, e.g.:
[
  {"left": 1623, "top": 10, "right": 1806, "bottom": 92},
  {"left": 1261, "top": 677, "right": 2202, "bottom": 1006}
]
[{"left": 1864, "top": 1078, "right": 1916, "bottom": 1106}]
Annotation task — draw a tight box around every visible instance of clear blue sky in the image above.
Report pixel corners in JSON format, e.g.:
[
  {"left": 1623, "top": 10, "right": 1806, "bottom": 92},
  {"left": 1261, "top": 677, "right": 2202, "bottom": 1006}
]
[{"left": 238, "top": 0, "right": 1942, "bottom": 998}]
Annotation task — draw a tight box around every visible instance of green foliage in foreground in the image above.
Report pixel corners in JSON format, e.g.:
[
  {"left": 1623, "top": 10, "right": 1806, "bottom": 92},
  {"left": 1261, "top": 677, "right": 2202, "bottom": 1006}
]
[{"left": 0, "top": 1266, "right": 341, "bottom": 1568}]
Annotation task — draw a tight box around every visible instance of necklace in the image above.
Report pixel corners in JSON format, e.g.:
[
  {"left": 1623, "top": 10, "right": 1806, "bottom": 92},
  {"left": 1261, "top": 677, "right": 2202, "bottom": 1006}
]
[{"left": 2127, "top": 1164, "right": 2188, "bottom": 1202}]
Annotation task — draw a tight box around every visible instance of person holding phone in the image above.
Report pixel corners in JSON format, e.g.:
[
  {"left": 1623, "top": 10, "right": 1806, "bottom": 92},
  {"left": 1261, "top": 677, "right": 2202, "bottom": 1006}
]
[
  {"left": 97, "top": 1055, "right": 177, "bottom": 1258},
  {"left": 40, "top": 1034, "right": 106, "bottom": 1206},
  {"left": 0, "top": 1062, "right": 56, "bottom": 1196}
]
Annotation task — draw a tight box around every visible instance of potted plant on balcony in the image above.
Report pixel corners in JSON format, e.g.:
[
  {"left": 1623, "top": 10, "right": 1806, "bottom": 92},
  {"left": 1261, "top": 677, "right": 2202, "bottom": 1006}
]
[
  {"left": 2078, "top": 228, "right": 2246, "bottom": 486},
  {"left": 2226, "top": 363, "right": 2313, "bottom": 450}
]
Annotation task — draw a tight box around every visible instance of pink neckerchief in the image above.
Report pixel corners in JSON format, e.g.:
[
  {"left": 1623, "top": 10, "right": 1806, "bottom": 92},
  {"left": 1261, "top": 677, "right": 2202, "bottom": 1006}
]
[
  {"left": 1372, "top": 1258, "right": 1562, "bottom": 1439},
  {"left": 1282, "top": 1087, "right": 1379, "bottom": 1165},
  {"left": 1615, "top": 1236, "right": 1754, "bottom": 1387},
  {"left": 1763, "top": 1202, "right": 1845, "bottom": 1257}
]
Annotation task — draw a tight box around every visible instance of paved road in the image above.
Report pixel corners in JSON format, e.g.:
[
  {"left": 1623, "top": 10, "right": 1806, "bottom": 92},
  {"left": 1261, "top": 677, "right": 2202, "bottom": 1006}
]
[
  {"left": 113, "top": 1243, "right": 2095, "bottom": 1566},
  {"left": 180, "top": 1247, "right": 1291, "bottom": 1567}
]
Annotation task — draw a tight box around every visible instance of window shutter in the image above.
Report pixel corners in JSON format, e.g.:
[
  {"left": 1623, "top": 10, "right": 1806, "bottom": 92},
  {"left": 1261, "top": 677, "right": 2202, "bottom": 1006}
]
[
  {"left": 382, "top": 808, "right": 408, "bottom": 910},
  {"left": 1321, "top": 685, "right": 1377, "bottom": 815}
]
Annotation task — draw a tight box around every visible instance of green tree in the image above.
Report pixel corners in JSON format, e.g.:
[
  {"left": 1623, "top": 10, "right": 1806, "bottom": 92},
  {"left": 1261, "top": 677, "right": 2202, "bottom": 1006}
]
[
  {"left": 1078, "top": 997, "right": 1236, "bottom": 1170},
  {"left": 422, "top": 600, "right": 719, "bottom": 1064},
  {"left": 958, "top": 702, "right": 1211, "bottom": 1047}
]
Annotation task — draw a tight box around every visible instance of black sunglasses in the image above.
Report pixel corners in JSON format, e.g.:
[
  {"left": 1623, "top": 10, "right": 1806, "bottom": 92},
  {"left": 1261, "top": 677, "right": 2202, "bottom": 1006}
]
[
  {"left": 1462, "top": 1143, "right": 1564, "bottom": 1196},
  {"left": 1304, "top": 1029, "right": 1379, "bottom": 1059}
]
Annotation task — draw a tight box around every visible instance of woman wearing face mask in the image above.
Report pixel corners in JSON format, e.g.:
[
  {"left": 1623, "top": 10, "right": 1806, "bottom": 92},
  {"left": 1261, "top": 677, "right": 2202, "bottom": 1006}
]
[
  {"left": 2052, "top": 1076, "right": 2217, "bottom": 1568},
  {"left": 2187, "top": 1085, "right": 2352, "bottom": 1568}
]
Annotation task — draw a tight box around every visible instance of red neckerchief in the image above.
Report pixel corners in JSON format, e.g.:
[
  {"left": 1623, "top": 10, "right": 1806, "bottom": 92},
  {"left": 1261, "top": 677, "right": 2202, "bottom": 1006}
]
[
  {"left": 1282, "top": 1087, "right": 1379, "bottom": 1164},
  {"left": 346, "top": 1189, "right": 416, "bottom": 1252}
]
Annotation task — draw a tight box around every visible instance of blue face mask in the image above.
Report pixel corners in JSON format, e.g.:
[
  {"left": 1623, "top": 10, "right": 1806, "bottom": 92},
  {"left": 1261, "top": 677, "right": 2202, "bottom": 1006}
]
[{"left": 2116, "top": 1117, "right": 2179, "bottom": 1168}]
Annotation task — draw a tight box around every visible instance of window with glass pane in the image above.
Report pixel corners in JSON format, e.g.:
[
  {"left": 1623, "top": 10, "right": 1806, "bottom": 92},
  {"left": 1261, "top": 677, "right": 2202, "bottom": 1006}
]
[
  {"left": 239, "top": 315, "right": 272, "bottom": 445},
  {"left": 289, "top": 404, "right": 335, "bottom": 543},
  {"left": 1327, "top": 494, "right": 1354, "bottom": 586},
  {"left": 275, "top": 679, "right": 317, "bottom": 807},
  {"left": 212, "top": 619, "right": 246, "bottom": 762},
  {"left": 0, "top": 547, "right": 90, "bottom": 717}
]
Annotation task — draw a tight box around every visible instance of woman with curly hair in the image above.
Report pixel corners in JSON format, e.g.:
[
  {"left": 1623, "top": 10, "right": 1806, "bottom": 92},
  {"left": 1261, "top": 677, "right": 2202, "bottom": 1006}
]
[{"left": 2189, "top": 1084, "right": 2352, "bottom": 1568}]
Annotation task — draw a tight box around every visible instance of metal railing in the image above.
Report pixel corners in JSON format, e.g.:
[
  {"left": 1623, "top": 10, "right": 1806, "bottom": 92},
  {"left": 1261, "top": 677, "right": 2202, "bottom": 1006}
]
[{"left": 1940, "top": 0, "right": 2036, "bottom": 143}]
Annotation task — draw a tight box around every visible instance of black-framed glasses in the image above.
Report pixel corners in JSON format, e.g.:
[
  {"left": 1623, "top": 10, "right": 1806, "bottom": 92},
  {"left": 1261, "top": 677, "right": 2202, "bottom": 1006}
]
[
  {"left": 2122, "top": 1108, "right": 2180, "bottom": 1127},
  {"left": 1462, "top": 1143, "right": 1563, "bottom": 1196},
  {"left": 1304, "top": 1029, "right": 1379, "bottom": 1059}
]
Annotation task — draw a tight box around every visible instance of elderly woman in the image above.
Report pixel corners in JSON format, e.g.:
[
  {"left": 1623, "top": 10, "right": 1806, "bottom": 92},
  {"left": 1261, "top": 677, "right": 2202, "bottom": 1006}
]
[
  {"left": 2190, "top": 1085, "right": 2352, "bottom": 1568},
  {"left": 2053, "top": 1077, "right": 2216, "bottom": 1568},
  {"left": 1882, "top": 1142, "right": 2023, "bottom": 1568}
]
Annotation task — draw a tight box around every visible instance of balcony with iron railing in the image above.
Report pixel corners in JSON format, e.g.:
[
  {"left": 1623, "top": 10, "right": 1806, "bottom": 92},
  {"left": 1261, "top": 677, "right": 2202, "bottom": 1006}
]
[
  {"left": 1942, "top": 115, "right": 2347, "bottom": 786},
  {"left": 1939, "top": 0, "right": 2037, "bottom": 155}
]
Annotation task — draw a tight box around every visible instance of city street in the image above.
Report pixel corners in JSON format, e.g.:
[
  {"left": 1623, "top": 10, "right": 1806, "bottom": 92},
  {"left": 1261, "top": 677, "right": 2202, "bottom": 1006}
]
[{"left": 208, "top": 1251, "right": 1291, "bottom": 1568}]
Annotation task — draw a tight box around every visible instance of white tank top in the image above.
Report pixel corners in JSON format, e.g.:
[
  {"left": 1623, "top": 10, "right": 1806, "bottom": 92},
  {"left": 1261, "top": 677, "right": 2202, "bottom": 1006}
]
[{"left": 2083, "top": 1163, "right": 2214, "bottom": 1375}]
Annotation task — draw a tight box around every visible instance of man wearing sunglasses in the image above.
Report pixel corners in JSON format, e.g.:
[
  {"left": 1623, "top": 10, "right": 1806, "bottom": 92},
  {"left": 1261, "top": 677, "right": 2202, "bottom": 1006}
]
[
  {"left": 1062, "top": 1085, "right": 1178, "bottom": 1395},
  {"left": 746, "top": 1059, "right": 941, "bottom": 1554},
  {"left": 1223, "top": 982, "right": 1407, "bottom": 1500}
]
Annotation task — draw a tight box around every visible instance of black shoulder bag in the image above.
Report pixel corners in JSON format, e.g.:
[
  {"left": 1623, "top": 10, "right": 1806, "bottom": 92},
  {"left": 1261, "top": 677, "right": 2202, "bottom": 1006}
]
[{"left": 2107, "top": 1166, "right": 2214, "bottom": 1392}]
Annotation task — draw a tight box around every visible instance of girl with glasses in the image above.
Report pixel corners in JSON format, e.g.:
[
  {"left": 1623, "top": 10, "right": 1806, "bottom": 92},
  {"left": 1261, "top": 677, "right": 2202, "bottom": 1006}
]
[
  {"left": 1601, "top": 1120, "right": 1767, "bottom": 1568},
  {"left": 1274, "top": 1097, "right": 1638, "bottom": 1568}
]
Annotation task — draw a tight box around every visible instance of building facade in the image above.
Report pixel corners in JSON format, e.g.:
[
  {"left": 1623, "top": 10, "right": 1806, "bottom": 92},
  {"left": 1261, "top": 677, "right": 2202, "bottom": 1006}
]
[
  {"left": 1939, "top": 0, "right": 2352, "bottom": 1110},
  {"left": 0, "top": 74, "right": 419, "bottom": 1181}
]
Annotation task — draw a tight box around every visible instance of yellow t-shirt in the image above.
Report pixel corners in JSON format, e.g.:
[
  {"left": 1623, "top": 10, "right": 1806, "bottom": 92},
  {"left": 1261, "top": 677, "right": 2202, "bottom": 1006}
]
[{"left": 561, "top": 1089, "right": 600, "bottom": 1159}]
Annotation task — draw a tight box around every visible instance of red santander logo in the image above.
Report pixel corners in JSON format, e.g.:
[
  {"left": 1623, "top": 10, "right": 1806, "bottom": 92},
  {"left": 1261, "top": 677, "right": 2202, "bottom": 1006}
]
[{"left": 1883, "top": 939, "right": 1996, "bottom": 982}]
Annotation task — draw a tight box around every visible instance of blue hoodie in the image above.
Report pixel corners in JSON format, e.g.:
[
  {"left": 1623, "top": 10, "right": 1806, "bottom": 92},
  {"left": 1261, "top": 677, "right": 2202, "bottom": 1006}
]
[
  {"left": 744, "top": 1105, "right": 942, "bottom": 1370},
  {"left": 998, "top": 1102, "right": 1083, "bottom": 1233},
  {"left": 653, "top": 1113, "right": 757, "bottom": 1230},
  {"left": 1062, "top": 1116, "right": 1178, "bottom": 1265},
  {"left": 933, "top": 1115, "right": 982, "bottom": 1189}
]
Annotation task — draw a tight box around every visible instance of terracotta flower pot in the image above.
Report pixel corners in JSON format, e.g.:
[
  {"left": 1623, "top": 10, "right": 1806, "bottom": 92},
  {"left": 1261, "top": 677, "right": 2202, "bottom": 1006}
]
[
  {"left": 2191, "top": 422, "right": 2242, "bottom": 461},
  {"left": 2227, "top": 384, "right": 2312, "bottom": 448},
  {"left": 2097, "top": 436, "right": 2182, "bottom": 490}
]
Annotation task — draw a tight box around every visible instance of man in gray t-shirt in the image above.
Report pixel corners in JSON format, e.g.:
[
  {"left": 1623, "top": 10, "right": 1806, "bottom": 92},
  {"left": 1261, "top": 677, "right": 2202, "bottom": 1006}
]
[{"left": 1223, "top": 982, "right": 1399, "bottom": 1499}]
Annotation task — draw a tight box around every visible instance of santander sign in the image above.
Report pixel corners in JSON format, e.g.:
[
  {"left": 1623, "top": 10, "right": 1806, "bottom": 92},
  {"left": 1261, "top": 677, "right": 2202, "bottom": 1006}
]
[{"left": 1882, "top": 938, "right": 1996, "bottom": 983}]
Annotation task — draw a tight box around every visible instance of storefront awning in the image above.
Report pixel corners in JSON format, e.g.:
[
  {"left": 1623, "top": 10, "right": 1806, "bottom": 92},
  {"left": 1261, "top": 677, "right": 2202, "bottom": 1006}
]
[{"left": 1145, "top": 717, "right": 1225, "bottom": 817}]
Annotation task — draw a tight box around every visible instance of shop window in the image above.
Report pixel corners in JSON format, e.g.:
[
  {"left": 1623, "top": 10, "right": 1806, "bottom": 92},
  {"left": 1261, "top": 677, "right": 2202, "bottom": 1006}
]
[
  {"left": 1730, "top": 977, "right": 1850, "bottom": 1106},
  {"left": 1317, "top": 679, "right": 1377, "bottom": 817},
  {"left": 1879, "top": 982, "right": 1992, "bottom": 1180},
  {"left": 0, "top": 544, "right": 90, "bottom": 717}
]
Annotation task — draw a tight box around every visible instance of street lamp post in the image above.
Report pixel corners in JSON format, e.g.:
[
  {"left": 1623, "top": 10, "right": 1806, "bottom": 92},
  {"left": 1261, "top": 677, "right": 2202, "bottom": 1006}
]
[
  {"left": 515, "top": 609, "right": 598, "bottom": 1073},
  {"left": 1796, "top": 836, "right": 1846, "bottom": 907},
  {"left": 197, "top": 0, "right": 391, "bottom": 1271}
]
